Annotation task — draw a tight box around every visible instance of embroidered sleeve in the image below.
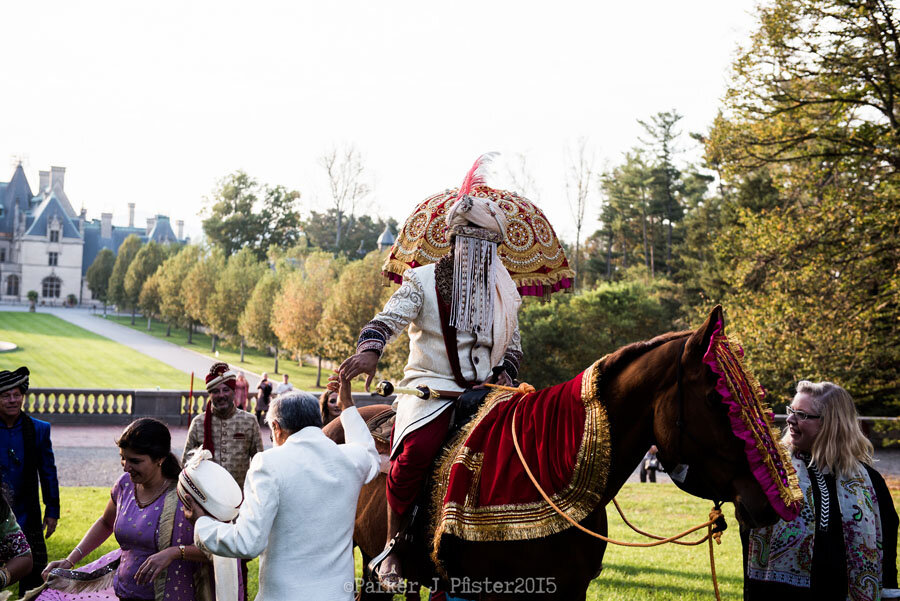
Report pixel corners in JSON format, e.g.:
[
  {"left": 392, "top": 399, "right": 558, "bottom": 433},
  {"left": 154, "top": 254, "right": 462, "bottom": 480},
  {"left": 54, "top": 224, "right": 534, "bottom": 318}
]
[
  {"left": 0, "top": 513, "right": 31, "bottom": 559},
  {"left": 502, "top": 325, "right": 523, "bottom": 379},
  {"left": 356, "top": 269, "right": 425, "bottom": 356}
]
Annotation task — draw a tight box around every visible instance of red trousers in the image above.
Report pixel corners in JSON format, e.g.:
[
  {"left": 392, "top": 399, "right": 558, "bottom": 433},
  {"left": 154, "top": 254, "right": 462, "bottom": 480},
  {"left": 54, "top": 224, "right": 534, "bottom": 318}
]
[{"left": 386, "top": 406, "right": 453, "bottom": 515}]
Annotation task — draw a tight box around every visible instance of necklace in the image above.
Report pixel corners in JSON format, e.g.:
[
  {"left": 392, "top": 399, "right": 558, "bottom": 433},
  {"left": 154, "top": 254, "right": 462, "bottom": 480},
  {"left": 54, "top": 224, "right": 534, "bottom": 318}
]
[{"left": 136, "top": 477, "right": 170, "bottom": 508}]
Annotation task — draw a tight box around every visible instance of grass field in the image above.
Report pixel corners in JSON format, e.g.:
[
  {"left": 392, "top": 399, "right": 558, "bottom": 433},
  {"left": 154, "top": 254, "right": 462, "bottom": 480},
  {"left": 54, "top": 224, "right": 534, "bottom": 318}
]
[
  {"left": 29, "top": 483, "right": 900, "bottom": 600},
  {"left": 0, "top": 312, "right": 190, "bottom": 389},
  {"left": 100, "top": 314, "right": 329, "bottom": 391}
]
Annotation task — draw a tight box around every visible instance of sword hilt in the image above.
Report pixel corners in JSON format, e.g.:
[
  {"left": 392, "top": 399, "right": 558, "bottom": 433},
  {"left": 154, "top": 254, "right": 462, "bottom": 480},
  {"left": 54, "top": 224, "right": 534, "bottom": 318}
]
[{"left": 374, "top": 380, "right": 438, "bottom": 399}]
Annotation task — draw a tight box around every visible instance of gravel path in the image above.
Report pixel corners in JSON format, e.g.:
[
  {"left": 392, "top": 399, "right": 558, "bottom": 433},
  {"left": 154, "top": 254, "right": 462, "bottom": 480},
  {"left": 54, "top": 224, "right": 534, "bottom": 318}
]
[{"left": 53, "top": 424, "right": 272, "bottom": 486}]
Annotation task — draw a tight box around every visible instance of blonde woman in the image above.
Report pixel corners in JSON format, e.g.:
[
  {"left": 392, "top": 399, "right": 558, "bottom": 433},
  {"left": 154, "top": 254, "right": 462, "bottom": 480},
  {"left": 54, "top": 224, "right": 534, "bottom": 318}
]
[{"left": 742, "top": 381, "right": 898, "bottom": 600}]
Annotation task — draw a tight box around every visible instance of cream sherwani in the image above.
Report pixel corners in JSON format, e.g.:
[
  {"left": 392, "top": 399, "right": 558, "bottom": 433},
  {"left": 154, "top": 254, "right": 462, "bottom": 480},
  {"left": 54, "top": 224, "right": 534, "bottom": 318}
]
[
  {"left": 370, "top": 263, "right": 521, "bottom": 456},
  {"left": 193, "top": 407, "right": 380, "bottom": 601}
]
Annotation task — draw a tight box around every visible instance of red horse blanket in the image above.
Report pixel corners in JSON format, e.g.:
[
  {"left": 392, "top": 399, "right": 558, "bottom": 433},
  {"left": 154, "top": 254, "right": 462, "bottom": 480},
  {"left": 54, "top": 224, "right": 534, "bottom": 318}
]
[{"left": 432, "top": 360, "right": 610, "bottom": 550}]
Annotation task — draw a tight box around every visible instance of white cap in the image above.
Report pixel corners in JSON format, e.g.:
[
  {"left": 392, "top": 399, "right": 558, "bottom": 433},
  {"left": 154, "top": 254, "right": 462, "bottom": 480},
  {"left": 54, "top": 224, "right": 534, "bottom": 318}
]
[{"left": 178, "top": 449, "right": 243, "bottom": 522}]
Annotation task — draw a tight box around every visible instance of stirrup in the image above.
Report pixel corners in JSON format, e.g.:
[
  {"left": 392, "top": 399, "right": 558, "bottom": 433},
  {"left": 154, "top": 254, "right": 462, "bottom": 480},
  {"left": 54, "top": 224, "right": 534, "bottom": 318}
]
[
  {"left": 367, "top": 537, "right": 402, "bottom": 592},
  {"left": 367, "top": 536, "right": 397, "bottom": 575}
]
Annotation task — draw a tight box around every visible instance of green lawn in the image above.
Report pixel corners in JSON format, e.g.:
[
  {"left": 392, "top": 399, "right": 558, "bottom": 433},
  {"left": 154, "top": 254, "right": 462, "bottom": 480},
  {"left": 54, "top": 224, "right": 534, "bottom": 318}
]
[
  {"left": 30, "top": 482, "right": 899, "bottom": 600},
  {"left": 100, "top": 314, "right": 330, "bottom": 391},
  {"left": 0, "top": 313, "right": 191, "bottom": 389}
]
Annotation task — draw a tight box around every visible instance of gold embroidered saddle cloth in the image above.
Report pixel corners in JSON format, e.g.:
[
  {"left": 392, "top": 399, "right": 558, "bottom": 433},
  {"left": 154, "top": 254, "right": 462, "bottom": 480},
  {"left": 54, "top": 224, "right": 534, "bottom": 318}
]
[{"left": 432, "top": 360, "right": 610, "bottom": 549}]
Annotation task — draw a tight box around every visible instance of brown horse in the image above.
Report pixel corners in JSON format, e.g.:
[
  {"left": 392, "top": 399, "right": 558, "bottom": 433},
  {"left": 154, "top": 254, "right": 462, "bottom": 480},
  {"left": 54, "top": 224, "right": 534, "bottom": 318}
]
[{"left": 325, "top": 306, "right": 784, "bottom": 600}]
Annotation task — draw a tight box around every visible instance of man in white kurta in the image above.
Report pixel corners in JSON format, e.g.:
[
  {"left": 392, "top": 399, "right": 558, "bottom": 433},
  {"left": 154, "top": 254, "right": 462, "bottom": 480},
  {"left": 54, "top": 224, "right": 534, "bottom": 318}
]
[{"left": 186, "top": 383, "right": 380, "bottom": 601}]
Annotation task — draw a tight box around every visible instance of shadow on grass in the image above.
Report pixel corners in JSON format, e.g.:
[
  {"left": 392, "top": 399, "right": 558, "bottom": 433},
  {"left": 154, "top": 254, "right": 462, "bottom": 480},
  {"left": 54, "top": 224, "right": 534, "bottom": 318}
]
[
  {"left": 601, "top": 561, "right": 744, "bottom": 584},
  {"left": 592, "top": 576, "right": 740, "bottom": 598}
]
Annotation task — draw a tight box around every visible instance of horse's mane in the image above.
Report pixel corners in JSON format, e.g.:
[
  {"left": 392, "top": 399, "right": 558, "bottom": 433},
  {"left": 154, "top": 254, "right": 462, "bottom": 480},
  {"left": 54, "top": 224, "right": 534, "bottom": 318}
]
[{"left": 595, "top": 330, "right": 692, "bottom": 382}]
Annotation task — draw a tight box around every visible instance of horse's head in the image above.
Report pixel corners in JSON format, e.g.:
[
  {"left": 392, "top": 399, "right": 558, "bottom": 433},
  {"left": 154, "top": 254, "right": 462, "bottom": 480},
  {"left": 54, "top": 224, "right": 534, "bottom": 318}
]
[{"left": 653, "top": 305, "right": 801, "bottom": 529}]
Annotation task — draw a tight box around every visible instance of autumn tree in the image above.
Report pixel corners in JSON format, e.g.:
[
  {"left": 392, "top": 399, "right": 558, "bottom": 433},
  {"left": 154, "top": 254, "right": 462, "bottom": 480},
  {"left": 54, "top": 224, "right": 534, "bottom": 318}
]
[
  {"left": 108, "top": 235, "right": 143, "bottom": 316},
  {"left": 239, "top": 271, "right": 284, "bottom": 372},
  {"left": 158, "top": 245, "right": 201, "bottom": 339},
  {"left": 86, "top": 248, "right": 116, "bottom": 313},
  {"left": 318, "top": 251, "right": 389, "bottom": 363},
  {"left": 138, "top": 271, "right": 163, "bottom": 330},
  {"left": 206, "top": 248, "right": 266, "bottom": 359},
  {"left": 182, "top": 249, "right": 225, "bottom": 348},
  {"left": 272, "top": 252, "right": 342, "bottom": 387},
  {"left": 125, "top": 242, "right": 167, "bottom": 325}
]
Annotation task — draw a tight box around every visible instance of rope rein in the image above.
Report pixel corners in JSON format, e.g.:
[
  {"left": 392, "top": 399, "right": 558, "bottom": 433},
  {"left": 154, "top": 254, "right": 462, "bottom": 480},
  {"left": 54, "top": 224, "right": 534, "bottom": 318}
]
[{"left": 510, "top": 404, "right": 723, "bottom": 600}]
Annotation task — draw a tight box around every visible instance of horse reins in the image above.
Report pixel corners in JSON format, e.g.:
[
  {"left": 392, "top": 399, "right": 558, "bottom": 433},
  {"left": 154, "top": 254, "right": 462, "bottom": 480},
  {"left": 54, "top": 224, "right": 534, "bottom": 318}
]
[{"left": 508, "top": 338, "right": 728, "bottom": 600}]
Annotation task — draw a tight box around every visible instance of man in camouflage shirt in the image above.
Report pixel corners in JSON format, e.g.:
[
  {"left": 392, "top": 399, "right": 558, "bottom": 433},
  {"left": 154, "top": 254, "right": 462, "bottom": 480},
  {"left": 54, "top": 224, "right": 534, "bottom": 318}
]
[{"left": 183, "top": 363, "right": 263, "bottom": 488}]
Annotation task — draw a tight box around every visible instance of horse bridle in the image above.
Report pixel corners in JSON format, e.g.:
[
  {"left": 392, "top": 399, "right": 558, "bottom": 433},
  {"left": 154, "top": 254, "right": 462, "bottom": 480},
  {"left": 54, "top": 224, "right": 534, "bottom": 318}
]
[{"left": 657, "top": 337, "right": 734, "bottom": 510}]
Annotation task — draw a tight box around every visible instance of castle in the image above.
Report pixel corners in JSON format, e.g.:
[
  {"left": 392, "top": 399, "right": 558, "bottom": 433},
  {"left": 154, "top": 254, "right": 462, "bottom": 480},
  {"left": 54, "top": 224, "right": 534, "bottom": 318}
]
[{"left": 0, "top": 164, "right": 187, "bottom": 304}]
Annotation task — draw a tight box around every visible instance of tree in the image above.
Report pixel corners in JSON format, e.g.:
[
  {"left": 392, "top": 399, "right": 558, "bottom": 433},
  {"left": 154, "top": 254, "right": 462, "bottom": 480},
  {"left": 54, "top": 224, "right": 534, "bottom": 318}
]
[
  {"left": 709, "top": 0, "right": 900, "bottom": 177},
  {"left": 239, "top": 271, "right": 284, "bottom": 373},
  {"left": 206, "top": 248, "right": 266, "bottom": 358},
  {"left": 598, "top": 151, "right": 655, "bottom": 279},
  {"left": 272, "top": 252, "right": 341, "bottom": 387},
  {"left": 564, "top": 138, "right": 596, "bottom": 289},
  {"left": 202, "top": 171, "right": 303, "bottom": 260},
  {"left": 318, "top": 251, "right": 390, "bottom": 365},
  {"left": 124, "top": 242, "right": 167, "bottom": 325},
  {"left": 138, "top": 271, "right": 163, "bottom": 330},
  {"left": 301, "top": 211, "right": 398, "bottom": 257},
  {"left": 158, "top": 245, "right": 201, "bottom": 338},
  {"left": 518, "top": 273, "right": 683, "bottom": 389},
  {"left": 85, "top": 248, "right": 116, "bottom": 313},
  {"left": 319, "top": 145, "right": 371, "bottom": 251},
  {"left": 108, "top": 235, "right": 143, "bottom": 316},
  {"left": 704, "top": 0, "right": 900, "bottom": 411},
  {"left": 639, "top": 110, "right": 685, "bottom": 275},
  {"left": 182, "top": 250, "right": 225, "bottom": 347}
]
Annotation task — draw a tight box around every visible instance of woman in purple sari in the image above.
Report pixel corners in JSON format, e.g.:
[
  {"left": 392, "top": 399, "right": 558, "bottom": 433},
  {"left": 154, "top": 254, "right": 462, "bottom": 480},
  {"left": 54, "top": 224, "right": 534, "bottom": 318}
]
[{"left": 42, "top": 419, "right": 213, "bottom": 601}]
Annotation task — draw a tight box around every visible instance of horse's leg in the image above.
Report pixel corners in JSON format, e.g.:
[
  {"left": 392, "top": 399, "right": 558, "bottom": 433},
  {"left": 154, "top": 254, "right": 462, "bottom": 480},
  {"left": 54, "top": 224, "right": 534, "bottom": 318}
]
[{"left": 354, "top": 475, "right": 389, "bottom": 558}]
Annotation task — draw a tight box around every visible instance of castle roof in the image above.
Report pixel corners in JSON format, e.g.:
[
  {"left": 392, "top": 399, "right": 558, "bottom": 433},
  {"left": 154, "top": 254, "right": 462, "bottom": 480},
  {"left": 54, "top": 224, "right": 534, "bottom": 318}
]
[{"left": 24, "top": 192, "right": 82, "bottom": 240}]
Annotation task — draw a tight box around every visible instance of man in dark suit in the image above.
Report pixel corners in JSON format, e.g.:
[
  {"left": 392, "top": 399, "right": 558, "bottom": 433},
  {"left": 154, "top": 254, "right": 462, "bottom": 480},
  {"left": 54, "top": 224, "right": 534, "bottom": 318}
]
[{"left": 0, "top": 366, "right": 60, "bottom": 594}]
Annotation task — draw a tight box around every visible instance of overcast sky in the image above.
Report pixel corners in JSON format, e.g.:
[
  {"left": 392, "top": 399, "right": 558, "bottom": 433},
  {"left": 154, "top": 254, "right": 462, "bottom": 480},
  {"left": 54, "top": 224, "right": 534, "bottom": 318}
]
[{"left": 0, "top": 1, "right": 757, "bottom": 243}]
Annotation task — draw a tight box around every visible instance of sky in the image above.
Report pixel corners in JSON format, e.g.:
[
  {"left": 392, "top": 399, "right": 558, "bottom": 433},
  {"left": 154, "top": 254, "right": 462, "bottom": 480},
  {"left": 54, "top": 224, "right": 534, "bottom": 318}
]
[{"left": 0, "top": 1, "right": 758, "bottom": 243}]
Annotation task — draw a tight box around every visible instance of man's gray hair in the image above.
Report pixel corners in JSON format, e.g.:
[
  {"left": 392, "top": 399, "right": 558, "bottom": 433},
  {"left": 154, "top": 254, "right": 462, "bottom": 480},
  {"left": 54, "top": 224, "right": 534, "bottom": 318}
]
[{"left": 266, "top": 390, "right": 323, "bottom": 433}]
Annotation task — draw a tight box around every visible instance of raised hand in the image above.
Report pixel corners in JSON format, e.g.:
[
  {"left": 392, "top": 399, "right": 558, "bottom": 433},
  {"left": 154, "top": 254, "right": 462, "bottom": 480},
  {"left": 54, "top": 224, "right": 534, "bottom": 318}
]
[{"left": 338, "top": 352, "right": 378, "bottom": 391}]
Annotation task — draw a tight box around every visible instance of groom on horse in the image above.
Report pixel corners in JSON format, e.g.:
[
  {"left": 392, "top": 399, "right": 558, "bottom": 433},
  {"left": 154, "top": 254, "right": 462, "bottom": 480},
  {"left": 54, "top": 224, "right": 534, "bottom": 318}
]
[{"left": 340, "top": 154, "right": 524, "bottom": 592}]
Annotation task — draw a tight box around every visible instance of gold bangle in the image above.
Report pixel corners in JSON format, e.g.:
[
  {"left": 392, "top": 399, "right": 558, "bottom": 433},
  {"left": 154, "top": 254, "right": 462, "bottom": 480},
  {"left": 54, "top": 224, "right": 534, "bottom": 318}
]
[{"left": 179, "top": 545, "right": 185, "bottom": 561}]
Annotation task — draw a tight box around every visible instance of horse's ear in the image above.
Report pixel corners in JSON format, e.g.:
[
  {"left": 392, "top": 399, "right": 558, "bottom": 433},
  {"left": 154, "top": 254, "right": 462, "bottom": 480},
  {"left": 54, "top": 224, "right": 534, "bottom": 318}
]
[{"left": 687, "top": 305, "right": 724, "bottom": 357}]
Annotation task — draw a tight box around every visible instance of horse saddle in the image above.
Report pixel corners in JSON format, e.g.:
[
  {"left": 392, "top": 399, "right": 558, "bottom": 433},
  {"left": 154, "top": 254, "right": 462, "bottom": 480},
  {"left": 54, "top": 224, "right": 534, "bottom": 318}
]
[
  {"left": 364, "top": 407, "right": 396, "bottom": 455},
  {"left": 364, "top": 388, "right": 490, "bottom": 454}
]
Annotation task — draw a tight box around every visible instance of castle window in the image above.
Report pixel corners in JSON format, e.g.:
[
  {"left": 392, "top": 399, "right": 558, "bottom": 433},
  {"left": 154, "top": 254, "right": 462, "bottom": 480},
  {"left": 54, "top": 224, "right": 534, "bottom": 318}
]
[
  {"left": 0, "top": 249, "right": 5, "bottom": 262},
  {"left": 42, "top": 276, "right": 61, "bottom": 298},
  {"left": 6, "top": 275, "right": 18, "bottom": 296},
  {"left": 50, "top": 230, "right": 59, "bottom": 242},
  {"left": 48, "top": 252, "right": 59, "bottom": 266}
]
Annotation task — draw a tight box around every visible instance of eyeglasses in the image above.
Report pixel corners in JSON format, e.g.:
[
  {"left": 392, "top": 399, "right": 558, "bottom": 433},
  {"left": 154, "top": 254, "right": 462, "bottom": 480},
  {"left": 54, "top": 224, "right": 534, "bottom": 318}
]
[{"left": 787, "top": 407, "right": 821, "bottom": 421}]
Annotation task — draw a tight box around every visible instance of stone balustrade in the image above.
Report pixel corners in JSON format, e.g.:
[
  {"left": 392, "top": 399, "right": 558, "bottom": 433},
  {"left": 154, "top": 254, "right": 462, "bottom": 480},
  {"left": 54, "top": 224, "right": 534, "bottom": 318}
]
[{"left": 24, "top": 388, "right": 393, "bottom": 426}]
